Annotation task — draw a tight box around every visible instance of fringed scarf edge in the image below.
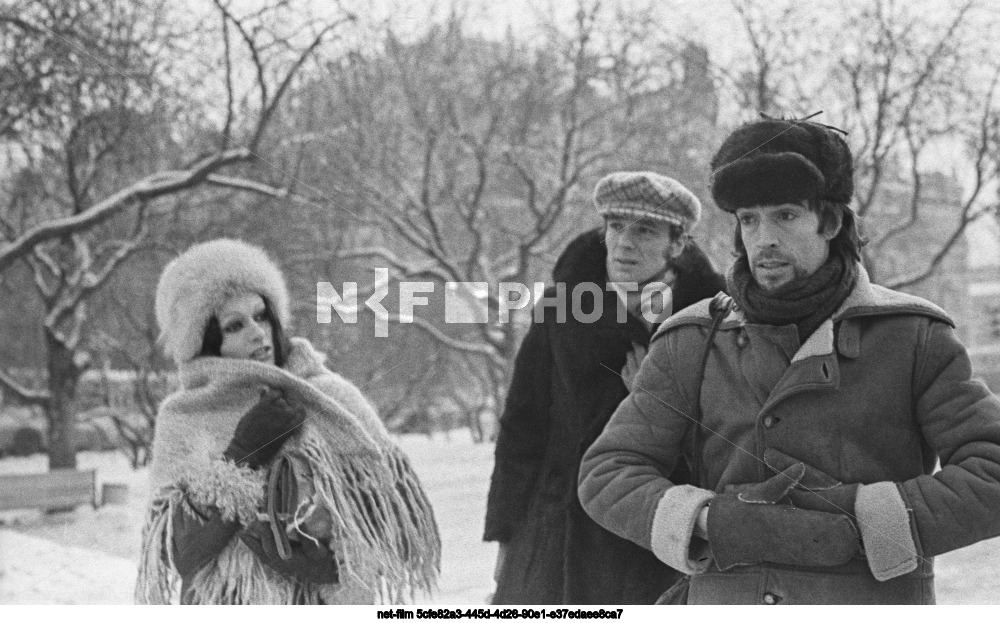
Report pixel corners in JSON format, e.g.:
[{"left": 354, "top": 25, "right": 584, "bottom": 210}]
[
  {"left": 135, "top": 487, "right": 364, "bottom": 604},
  {"left": 289, "top": 438, "right": 442, "bottom": 602}
]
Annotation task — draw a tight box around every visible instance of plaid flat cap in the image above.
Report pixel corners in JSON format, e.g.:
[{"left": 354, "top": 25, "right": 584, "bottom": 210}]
[{"left": 594, "top": 171, "right": 701, "bottom": 231}]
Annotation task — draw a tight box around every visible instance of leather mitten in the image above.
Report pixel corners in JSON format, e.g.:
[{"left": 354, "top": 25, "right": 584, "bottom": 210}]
[
  {"left": 707, "top": 464, "right": 861, "bottom": 570},
  {"left": 762, "top": 448, "right": 860, "bottom": 518}
]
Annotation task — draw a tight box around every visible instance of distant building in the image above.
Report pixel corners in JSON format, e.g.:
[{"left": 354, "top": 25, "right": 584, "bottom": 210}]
[{"left": 863, "top": 172, "right": 971, "bottom": 338}]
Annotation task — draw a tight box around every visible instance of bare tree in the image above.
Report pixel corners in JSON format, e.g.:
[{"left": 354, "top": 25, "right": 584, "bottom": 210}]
[
  {"left": 831, "top": 0, "right": 1000, "bottom": 288},
  {"left": 714, "top": 0, "right": 1000, "bottom": 290},
  {"left": 0, "top": 0, "right": 351, "bottom": 469},
  {"left": 723, "top": 0, "right": 815, "bottom": 115},
  {"left": 88, "top": 283, "right": 172, "bottom": 469},
  {"left": 299, "top": 3, "right": 718, "bottom": 427}
]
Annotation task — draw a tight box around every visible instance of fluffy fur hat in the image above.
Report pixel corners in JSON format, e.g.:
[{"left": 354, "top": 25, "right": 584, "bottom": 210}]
[
  {"left": 710, "top": 118, "right": 853, "bottom": 212},
  {"left": 155, "top": 239, "right": 291, "bottom": 366}
]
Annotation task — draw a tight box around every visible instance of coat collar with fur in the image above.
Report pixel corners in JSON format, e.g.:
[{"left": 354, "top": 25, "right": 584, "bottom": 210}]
[
  {"left": 655, "top": 265, "right": 953, "bottom": 363},
  {"left": 552, "top": 228, "right": 726, "bottom": 321}
]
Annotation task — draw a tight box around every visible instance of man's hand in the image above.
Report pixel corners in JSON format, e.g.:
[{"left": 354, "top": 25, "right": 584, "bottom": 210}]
[
  {"left": 694, "top": 505, "right": 709, "bottom": 540},
  {"left": 763, "top": 448, "right": 860, "bottom": 518},
  {"left": 224, "top": 388, "right": 305, "bottom": 469},
  {"left": 788, "top": 484, "right": 859, "bottom": 516},
  {"left": 494, "top": 542, "right": 509, "bottom": 583},
  {"left": 707, "top": 464, "right": 861, "bottom": 571},
  {"left": 621, "top": 344, "right": 648, "bottom": 393}
]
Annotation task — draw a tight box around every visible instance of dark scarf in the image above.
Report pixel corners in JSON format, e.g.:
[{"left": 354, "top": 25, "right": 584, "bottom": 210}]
[{"left": 727, "top": 247, "right": 858, "bottom": 343}]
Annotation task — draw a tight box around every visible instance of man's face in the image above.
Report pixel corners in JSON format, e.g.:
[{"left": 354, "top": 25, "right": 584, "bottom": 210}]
[
  {"left": 735, "top": 202, "right": 837, "bottom": 292},
  {"left": 604, "top": 215, "right": 683, "bottom": 286}
]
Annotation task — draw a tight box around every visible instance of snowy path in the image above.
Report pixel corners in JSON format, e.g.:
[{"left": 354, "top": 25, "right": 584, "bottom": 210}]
[
  {"left": 0, "top": 529, "right": 136, "bottom": 604},
  {"left": 403, "top": 434, "right": 498, "bottom": 604},
  {"left": 2, "top": 435, "right": 1000, "bottom": 604},
  {"left": 0, "top": 434, "right": 499, "bottom": 605}
]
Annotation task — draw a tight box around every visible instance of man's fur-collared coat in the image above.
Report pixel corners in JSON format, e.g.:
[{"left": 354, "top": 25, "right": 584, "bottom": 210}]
[
  {"left": 484, "top": 228, "right": 725, "bottom": 604},
  {"left": 579, "top": 268, "right": 1000, "bottom": 604}
]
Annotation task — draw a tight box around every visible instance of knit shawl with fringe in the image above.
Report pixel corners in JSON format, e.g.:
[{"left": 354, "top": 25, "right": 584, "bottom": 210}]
[{"left": 135, "top": 337, "right": 440, "bottom": 604}]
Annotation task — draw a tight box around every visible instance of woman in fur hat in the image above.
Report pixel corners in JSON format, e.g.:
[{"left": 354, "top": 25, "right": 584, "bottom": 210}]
[{"left": 135, "top": 238, "right": 440, "bottom": 605}]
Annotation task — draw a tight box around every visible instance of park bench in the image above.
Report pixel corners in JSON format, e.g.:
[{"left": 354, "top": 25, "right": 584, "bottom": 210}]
[{"left": 0, "top": 468, "right": 99, "bottom": 512}]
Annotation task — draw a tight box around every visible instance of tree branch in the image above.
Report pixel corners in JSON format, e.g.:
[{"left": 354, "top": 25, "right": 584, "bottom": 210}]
[
  {"left": 220, "top": 9, "right": 235, "bottom": 149},
  {"left": 0, "top": 366, "right": 52, "bottom": 406},
  {"left": 0, "top": 14, "right": 44, "bottom": 35},
  {"left": 369, "top": 307, "right": 505, "bottom": 368},
  {"left": 338, "top": 246, "right": 455, "bottom": 283},
  {"left": 882, "top": 56, "right": 1000, "bottom": 288},
  {"left": 250, "top": 21, "right": 343, "bottom": 150},
  {"left": 204, "top": 172, "right": 320, "bottom": 208},
  {"left": 0, "top": 148, "right": 253, "bottom": 274},
  {"left": 213, "top": 0, "right": 268, "bottom": 125},
  {"left": 883, "top": 207, "right": 990, "bottom": 289}
]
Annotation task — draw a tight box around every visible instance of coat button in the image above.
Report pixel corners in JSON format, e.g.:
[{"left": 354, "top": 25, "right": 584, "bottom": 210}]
[
  {"left": 736, "top": 332, "right": 749, "bottom": 348},
  {"left": 763, "top": 592, "right": 779, "bottom": 604},
  {"left": 762, "top": 415, "right": 778, "bottom": 428}
]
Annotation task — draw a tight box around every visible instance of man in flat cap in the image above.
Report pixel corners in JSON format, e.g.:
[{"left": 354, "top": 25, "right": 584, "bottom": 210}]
[
  {"left": 579, "top": 117, "right": 1000, "bottom": 603},
  {"left": 484, "top": 171, "right": 724, "bottom": 604}
]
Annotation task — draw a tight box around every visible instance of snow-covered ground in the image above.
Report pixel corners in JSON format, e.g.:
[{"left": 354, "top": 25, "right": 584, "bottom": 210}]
[
  {"left": 0, "top": 432, "right": 497, "bottom": 605},
  {"left": 2, "top": 433, "right": 999, "bottom": 604}
]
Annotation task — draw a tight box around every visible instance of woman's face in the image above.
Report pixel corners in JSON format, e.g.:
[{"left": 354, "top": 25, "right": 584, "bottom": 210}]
[{"left": 217, "top": 292, "right": 275, "bottom": 364}]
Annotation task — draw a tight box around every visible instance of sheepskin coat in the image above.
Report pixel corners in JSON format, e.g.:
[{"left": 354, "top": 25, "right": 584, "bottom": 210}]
[
  {"left": 579, "top": 268, "right": 1000, "bottom": 604},
  {"left": 136, "top": 337, "right": 440, "bottom": 604},
  {"left": 484, "top": 228, "right": 725, "bottom": 604}
]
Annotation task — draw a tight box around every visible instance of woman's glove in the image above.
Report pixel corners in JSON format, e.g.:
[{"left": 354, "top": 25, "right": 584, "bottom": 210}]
[
  {"left": 707, "top": 464, "right": 861, "bottom": 571},
  {"left": 240, "top": 522, "right": 340, "bottom": 585},
  {"left": 170, "top": 498, "right": 241, "bottom": 580},
  {"left": 224, "top": 388, "right": 305, "bottom": 469},
  {"left": 239, "top": 455, "right": 339, "bottom": 585}
]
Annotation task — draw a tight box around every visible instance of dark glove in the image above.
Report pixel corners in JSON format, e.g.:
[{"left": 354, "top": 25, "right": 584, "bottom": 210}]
[
  {"left": 170, "top": 498, "right": 241, "bottom": 580},
  {"left": 224, "top": 387, "right": 305, "bottom": 469},
  {"left": 243, "top": 454, "right": 337, "bottom": 583},
  {"left": 708, "top": 464, "right": 861, "bottom": 571},
  {"left": 239, "top": 521, "right": 340, "bottom": 585},
  {"left": 763, "top": 448, "right": 859, "bottom": 517}
]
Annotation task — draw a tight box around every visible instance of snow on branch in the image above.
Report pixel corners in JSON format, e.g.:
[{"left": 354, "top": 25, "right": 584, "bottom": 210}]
[
  {"left": 0, "top": 148, "right": 253, "bottom": 274},
  {"left": 44, "top": 225, "right": 150, "bottom": 330},
  {"left": 0, "top": 366, "right": 51, "bottom": 405}
]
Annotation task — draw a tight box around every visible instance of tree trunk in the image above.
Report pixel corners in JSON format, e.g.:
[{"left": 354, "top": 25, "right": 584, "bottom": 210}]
[{"left": 45, "top": 330, "right": 80, "bottom": 471}]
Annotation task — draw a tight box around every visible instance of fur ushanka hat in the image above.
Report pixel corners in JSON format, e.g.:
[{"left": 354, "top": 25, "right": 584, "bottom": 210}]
[
  {"left": 155, "top": 239, "right": 291, "bottom": 366},
  {"left": 710, "top": 117, "right": 854, "bottom": 212}
]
